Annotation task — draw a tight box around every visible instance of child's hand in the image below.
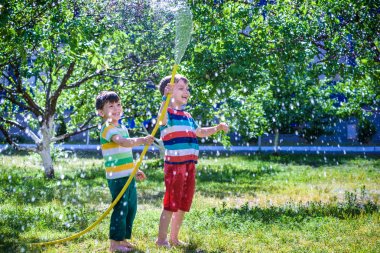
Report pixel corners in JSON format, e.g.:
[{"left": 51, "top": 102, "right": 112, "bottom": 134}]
[
  {"left": 217, "top": 123, "right": 229, "bottom": 133},
  {"left": 164, "top": 84, "right": 174, "bottom": 96},
  {"left": 142, "top": 135, "right": 155, "bottom": 145},
  {"left": 136, "top": 169, "right": 146, "bottom": 181}
]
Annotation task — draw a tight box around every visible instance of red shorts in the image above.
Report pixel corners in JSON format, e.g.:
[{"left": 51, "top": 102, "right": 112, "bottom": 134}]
[{"left": 163, "top": 162, "right": 196, "bottom": 212}]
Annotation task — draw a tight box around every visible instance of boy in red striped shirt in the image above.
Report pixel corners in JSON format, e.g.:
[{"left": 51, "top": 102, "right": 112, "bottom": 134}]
[{"left": 155, "top": 74, "right": 229, "bottom": 247}]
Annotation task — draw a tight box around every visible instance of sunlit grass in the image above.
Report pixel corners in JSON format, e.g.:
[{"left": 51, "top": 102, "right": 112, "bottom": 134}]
[{"left": 0, "top": 153, "right": 379, "bottom": 252}]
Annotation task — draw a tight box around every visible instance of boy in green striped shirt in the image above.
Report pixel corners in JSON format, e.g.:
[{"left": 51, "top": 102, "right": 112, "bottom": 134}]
[{"left": 96, "top": 91, "right": 154, "bottom": 252}]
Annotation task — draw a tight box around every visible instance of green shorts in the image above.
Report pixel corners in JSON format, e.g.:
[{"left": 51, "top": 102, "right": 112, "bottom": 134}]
[{"left": 107, "top": 176, "right": 137, "bottom": 241}]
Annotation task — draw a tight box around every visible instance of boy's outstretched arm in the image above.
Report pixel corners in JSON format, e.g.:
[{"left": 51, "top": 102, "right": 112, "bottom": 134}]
[
  {"left": 111, "top": 135, "right": 154, "bottom": 148},
  {"left": 195, "top": 123, "right": 229, "bottom": 138}
]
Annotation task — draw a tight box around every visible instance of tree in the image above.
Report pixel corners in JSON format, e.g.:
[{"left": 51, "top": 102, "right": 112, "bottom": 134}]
[
  {"left": 310, "top": 0, "right": 380, "bottom": 127},
  {"left": 184, "top": 0, "right": 379, "bottom": 150},
  {"left": 0, "top": 0, "right": 175, "bottom": 178},
  {"left": 185, "top": 1, "right": 331, "bottom": 150}
]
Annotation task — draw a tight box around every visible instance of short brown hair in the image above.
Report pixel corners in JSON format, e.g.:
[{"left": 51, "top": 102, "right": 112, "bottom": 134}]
[
  {"left": 158, "top": 74, "right": 189, "bottom": 96},
  {"left": 95, "top": 91, "right": 120, "bottom": 110}
]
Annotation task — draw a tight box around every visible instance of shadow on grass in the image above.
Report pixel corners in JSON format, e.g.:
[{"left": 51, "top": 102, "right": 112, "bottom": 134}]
[
  {"left": 208, "top": 194, "right": 379, "bottom": 227},
  {"left": 143, "top": 160, "right": 280, "bottom": 199},
  {"left": 196, "top": 163, "right": 277, "bottom": 183},
  {"left": 196, "top": 162, "right": 278, "bottom": 198},
  {"left": 0, "top": 208, "right": 99, "bottom": 253},
  {"left": 236, "top": 153, "right": 380, "bottom": 168},
  {"left": 139, "top": 161, "right": 276, "bottom": 204}
]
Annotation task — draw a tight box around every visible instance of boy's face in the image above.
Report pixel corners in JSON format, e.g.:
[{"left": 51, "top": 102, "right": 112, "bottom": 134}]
[
  {"left": 98, "top": 100, "right": 123, "bottom": 123},
  {"left": 171, "top": 79, "right": 190, "bottom": 107}
]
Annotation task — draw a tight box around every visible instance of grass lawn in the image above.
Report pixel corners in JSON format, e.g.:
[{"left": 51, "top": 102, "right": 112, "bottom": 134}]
[{"left": 0, "top": 152, "right": 379, "bottom": 252}]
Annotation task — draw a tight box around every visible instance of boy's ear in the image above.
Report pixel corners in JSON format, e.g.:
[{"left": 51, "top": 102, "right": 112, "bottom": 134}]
[{"left": 97, "top": 109, "right": 104, "bottom": 117}]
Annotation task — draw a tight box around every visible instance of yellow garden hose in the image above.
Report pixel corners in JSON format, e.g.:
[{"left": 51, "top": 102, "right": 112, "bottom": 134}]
[{"left": 30, "top": 65, "right": 178, "bottom": 247}]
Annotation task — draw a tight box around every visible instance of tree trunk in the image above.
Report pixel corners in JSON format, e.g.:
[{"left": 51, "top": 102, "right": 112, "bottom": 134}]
[
  {"left": 38, "top": 118, "right": 55, "bottom": 179},
  {"left": 274, "top": 128, "right": 279, "bottom": 154},
  {"left": 40, "top": 144, "right": 54, "bottom": 178}
]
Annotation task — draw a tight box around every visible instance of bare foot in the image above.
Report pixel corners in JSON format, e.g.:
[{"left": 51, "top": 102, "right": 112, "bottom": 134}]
[
  {"left": 170, "top": 239, "right": 188, "bottom": 247},
  {"left": 155, "top": 239, "right": 171, "bottom": 248},
  {"left": 109, "top": 245, "right": 133, "bottom": 252},
  {"left": 120, "top": 241, "right": 135, "bottom": 249}
]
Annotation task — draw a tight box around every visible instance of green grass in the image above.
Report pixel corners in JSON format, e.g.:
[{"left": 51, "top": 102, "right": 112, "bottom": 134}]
[{"left": 0, "top": 153, "right": 379, "bottom": 252}]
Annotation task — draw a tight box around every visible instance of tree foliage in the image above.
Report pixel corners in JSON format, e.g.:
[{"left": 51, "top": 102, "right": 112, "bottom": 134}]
[
  {"left": 0, "top": 0, "right": 175, "bottom": 177},
  {"left": 184, "top": 0, "right": 379, "bottom": 142}
]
